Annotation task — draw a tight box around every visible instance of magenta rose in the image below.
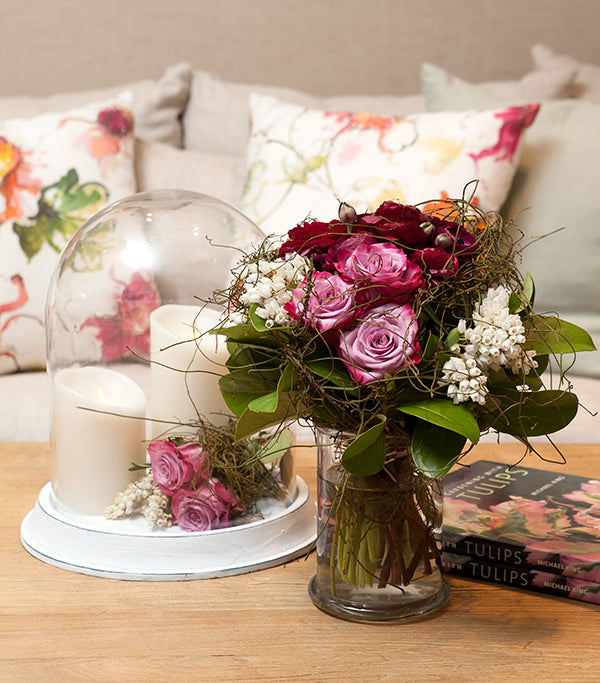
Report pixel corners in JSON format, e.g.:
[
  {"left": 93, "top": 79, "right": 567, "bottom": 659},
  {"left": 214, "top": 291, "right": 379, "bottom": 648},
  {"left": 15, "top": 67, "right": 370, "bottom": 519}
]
[
  {"left": 285, "top": 271, "right": 361, "bottom": 333},
  {"left": 81, "top": 272, "right": 160, "bottom": 361},
  {"left": 330, "top": 237, "right": 425, "bottom": 298},
  {"left": 337, "top": 303, "right": 421, "bottom": 383},
  {"left": 171, "top": 478, "right": 243, "bottom": 532},
  {"left": 148, "top": 440, "right": 210, "bottom": 496},
  {"left": 98, "top": 106, "right": 133, "bottom": 137}
]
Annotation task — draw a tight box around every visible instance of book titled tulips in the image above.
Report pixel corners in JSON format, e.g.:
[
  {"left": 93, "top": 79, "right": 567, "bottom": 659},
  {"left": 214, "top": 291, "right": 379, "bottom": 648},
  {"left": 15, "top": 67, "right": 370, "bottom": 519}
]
[{"left": 215, "top": 197, "right": 595, "bottom": 480}]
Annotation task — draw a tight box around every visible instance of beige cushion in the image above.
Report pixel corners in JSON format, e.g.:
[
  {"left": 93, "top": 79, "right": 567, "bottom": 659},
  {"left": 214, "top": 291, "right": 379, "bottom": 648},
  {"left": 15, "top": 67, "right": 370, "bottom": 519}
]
[
  {"left": 182, "top": 70, "right": 425, "bottom": 157},
  {"left": 135, "top": 139, "right": 246, "bottom": 208},
  {"left": 532, "top": 44, "right": 600, "bottom": 103},
  {"left": 242, "top": 93, "right": 537, "bottom": 236},
  {"left": 0, "top": 63, "right": 192, "bottom": 148},
  {"left": 420, "top": 63, "right": 600, "bottom": 377}
]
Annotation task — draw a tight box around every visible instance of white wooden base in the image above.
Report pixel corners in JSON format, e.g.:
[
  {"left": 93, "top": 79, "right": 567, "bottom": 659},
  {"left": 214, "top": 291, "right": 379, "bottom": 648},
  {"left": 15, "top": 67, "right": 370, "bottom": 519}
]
[{"left": 20, "top": 477, "right": 316, "bottom": 581}]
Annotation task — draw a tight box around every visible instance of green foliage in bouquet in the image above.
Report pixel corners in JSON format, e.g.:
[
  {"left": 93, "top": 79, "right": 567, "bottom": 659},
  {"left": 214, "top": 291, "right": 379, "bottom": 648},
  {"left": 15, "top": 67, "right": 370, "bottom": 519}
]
[{"left": 210, "top": 195, "right": 595, "bottom": 479}]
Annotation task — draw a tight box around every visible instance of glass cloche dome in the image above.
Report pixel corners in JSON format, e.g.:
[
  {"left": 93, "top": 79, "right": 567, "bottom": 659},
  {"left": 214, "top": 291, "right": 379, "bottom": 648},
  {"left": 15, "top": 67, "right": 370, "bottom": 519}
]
[{"left": 46, "top": 189, "right": 265, "bottom": 514}]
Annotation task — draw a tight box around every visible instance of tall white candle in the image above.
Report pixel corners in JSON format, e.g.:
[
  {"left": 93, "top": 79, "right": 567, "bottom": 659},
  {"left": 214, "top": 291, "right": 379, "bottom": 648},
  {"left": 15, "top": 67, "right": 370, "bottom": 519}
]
[
  {"left": 149, "top": 305, "right": 231, "bottom": 438},
  {"left": 51, "top": 366, "right": 147, "bottom": 515}
]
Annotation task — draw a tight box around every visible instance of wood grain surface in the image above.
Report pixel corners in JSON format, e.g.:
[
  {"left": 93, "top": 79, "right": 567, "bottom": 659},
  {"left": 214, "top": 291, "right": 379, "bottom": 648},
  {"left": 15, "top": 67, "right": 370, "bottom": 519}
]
[{"left": 2, "top": 441, "right": 599, "bottom": 682}]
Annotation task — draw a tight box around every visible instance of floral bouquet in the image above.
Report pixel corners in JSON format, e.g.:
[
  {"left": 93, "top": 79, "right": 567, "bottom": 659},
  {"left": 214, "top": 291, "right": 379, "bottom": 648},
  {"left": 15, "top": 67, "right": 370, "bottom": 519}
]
[{"left": 208, "top": 193, "right": 595, "bottom": 614}]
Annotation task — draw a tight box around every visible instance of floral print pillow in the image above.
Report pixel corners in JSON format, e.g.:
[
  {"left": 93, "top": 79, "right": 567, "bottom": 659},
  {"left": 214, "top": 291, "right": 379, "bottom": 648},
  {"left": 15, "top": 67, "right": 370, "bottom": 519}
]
[
  {"left": 242, "top": 93, "right": 539, "bottom": 236},
  {"left": 0, "top": 96, "right": 137, "bottom": 374}
]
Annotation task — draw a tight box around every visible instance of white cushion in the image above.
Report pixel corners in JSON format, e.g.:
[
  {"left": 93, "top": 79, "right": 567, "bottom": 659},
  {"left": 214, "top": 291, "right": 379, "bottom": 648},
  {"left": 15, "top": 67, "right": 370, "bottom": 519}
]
[
  {"left": 0, "top": 96, "right": 137, "bottom": 374},
  {"left": 241, "top": 93, "right": 538, "bottom": 236}
]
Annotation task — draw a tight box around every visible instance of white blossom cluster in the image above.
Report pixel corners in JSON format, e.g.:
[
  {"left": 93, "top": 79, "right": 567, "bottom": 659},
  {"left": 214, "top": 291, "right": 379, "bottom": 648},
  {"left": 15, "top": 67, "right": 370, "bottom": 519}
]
[
  {"left": 441, "top": 354, "right": 489, "bottom": 405},
  {"left": 229, "top": 253, "right": 310, "bottom": 327},
  {"left": 441, "top": 285, "right": 537, "bottom": 405},
  {"left": 105, "top": 473, "right": 172, "bottom": 528}
]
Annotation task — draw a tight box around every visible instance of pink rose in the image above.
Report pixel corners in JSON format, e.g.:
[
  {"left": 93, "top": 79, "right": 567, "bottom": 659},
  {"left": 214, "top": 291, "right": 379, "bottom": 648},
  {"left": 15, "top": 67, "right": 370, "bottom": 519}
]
[
  {"left": 337, "top": 303, "right": 421, "bottom": 383},
  {"left": 330, "top": 237, "right": 424, "bottom": 298},
  {"left": 171, "top": 478, "right": 243, "bottom": 532},
  {"left": 148, "top": 440, "right": 209, "bottom": 496},
  {"left": 285, "top": 271, "right": 361, "bottom": 334}
]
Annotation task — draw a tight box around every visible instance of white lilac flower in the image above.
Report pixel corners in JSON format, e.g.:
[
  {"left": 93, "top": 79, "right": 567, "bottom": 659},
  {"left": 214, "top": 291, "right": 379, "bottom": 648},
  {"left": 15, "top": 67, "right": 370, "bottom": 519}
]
[
  {"left": 237, "top": 253, "right": 310, "bottom": 326},
  {"left": 105, "top": 473, "right": 156, "bottom": 518},
  {"left": 440, "top": 355, "right": 488, "bottom": 405},
  {"left": 105, "top": 473, "right": 172, "bottom": 527},
  {"left": 440, "top": 285, "right": 537, "bottom": 405},
  {"left": 466, "top": 285, "right": 537, "bottom": 375},
  {"left": 140, "top": 487, "right": 172, "bottom": 527}
]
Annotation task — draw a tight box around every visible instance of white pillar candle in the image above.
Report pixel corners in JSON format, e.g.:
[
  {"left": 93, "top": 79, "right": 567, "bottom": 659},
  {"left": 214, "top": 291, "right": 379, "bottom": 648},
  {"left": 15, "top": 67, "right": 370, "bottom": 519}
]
[
  {"left": 51, "top": 366, "right": 147, "bottom": 515},
  {"left": 149, "top": 304, "right": 231, "bottom": 438}
]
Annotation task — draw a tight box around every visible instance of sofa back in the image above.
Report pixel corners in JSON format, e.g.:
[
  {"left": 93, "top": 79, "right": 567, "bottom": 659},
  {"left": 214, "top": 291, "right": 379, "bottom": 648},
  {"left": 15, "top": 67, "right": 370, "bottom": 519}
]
[{"left": 4, "top": 0, "right": 600, "bottom": 97}]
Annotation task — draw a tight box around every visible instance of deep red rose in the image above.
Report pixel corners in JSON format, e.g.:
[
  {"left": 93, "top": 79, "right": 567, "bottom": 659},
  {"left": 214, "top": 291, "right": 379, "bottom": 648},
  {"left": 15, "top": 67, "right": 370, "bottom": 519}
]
[
  {"left": 414, "top": 247, "right": 459, "bottom": 282},
  {"left": 433, "top": 223, "right": 478, "bottom": 261},
  {"left": 278, "top": 220, "right": 350, "bottom": 258},
  {"left": 356, "top": 202, "right": 434, "bottom": 249}
]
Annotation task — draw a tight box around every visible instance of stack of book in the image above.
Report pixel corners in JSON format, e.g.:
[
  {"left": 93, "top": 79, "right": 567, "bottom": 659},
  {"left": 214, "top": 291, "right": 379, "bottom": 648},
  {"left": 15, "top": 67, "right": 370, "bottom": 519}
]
[{"left": 442, "top": 459, "right": 600, "bottom": 605}]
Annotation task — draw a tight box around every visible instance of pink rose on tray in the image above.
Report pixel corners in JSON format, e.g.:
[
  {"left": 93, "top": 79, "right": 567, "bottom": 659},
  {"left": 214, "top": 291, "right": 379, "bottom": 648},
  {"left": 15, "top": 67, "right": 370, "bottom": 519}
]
[
  {"left": 171, "top": 478, "right": 243, "bottom": 532},
  {"left": 285, "top": 271, "right": 361, "bottom": 334},
  {"left": 148, "top": 440, "right": 210, "bottom": 496},
  {"left": 337, "top": 302, "right": 421, "bottom": 383},
  {"left": 330, "top": 236, "right": 425, "bottom": 298}
]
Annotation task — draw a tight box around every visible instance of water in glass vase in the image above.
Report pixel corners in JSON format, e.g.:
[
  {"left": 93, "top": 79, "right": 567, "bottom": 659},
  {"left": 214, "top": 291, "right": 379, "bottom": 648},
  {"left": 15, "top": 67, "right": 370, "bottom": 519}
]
[{"left": 308, "top": 429, "right": 450, "bottom": 622}]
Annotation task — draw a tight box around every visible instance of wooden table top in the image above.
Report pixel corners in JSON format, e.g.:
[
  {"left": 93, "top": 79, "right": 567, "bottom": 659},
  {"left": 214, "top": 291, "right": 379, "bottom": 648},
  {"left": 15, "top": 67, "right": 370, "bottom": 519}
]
[{"left": 2, "top": 441, "right": 599, "bottom": 682}]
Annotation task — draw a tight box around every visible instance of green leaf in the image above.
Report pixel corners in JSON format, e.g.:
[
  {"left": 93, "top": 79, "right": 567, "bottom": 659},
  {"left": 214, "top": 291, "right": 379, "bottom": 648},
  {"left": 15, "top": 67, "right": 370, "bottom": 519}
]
[
  {"left": 484, "top": 389, "right": 579, "bottom": 437},
  {"left": 307, "top": 359, "right": 357, "bottom": 391},
  {"left": 219, "top": 369, "right": 275, "bottom": 416},
  {"left": 411, "top": 421, "right": 466, "bottom": 478},
  {"left": 525, "top": 315, "right": 596, "bottom": 355},
  {"left": 258, "top": 428, "right": 294, "bottom": 464},
  {"left": 509, "top": 273, "right": 535, "bottom": 313},
  {"left": 215, "top": 323, "right": 282, "bottom": 347},
  {"left": 278, "top": 363, "right": 298, "bottom": 392},
  {"left": 340, "top": 415, "right": 387, "bottom": 476},
  {"left": 248, "top": 390, "right": 280, "bottom": 413},
  {"left": 444, "top": 327, "right": 461, "bottom": 349},
  {"left": 234, "top": 392, "right": 300, "bottom": 441},
  {"left": 225, "top": 344, "right": 280, "bottom": 381},
  {"left": 248, "top": 304, "right": 269, "bottom": 331},
  {"left": 421, "top": 332, "right": 440, "bottom": 361},
  {"left": 396, "top": 399, "right": 480, "bottom": 444}
]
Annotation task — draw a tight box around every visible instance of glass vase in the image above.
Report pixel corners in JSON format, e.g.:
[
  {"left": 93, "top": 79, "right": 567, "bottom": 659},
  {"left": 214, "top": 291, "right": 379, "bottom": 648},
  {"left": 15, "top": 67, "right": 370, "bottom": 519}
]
[{"left": 308, "top": 427, "right": 450, "bottom": 622}]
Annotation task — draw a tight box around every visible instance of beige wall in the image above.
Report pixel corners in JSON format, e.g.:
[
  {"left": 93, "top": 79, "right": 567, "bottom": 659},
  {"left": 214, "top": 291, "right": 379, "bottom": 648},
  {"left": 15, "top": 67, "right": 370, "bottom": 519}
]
[{"left": 2, "top": 0, "right": 600, "bottom": 96}]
